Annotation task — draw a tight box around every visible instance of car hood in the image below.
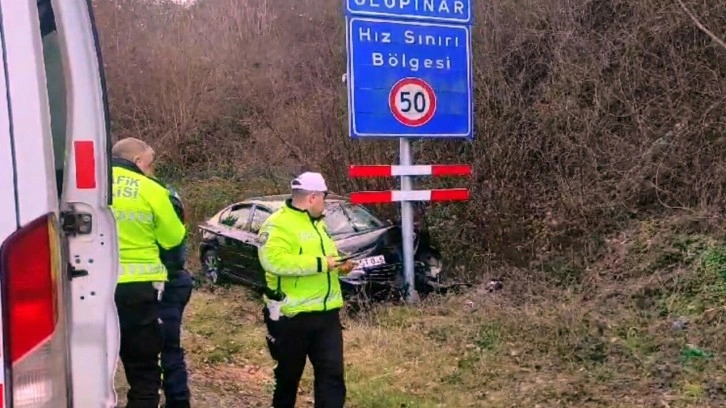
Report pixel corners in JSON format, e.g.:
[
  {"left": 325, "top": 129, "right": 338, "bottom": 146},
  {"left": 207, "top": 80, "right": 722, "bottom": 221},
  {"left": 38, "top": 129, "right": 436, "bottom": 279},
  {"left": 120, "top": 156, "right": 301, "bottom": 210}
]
[{"left": 333, "top": 225, "right": 414, "bottom": 263}]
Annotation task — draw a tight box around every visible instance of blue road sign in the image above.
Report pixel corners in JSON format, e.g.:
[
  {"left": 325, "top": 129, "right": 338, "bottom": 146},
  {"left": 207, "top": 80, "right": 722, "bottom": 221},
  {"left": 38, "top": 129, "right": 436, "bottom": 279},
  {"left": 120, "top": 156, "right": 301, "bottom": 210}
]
[
  {"left": 346, "top": 17, "right": 472, "bottom": 139},
  {"left": 346, "top": 0, "right": 472, "bottom": 24}
]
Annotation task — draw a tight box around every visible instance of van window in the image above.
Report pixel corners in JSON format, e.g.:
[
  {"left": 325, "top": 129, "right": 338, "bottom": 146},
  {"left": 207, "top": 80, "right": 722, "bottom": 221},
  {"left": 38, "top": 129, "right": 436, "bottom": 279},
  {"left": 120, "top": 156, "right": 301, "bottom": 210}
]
[{"left": 38, "top": 0, "right": 67, "bottom": 197}]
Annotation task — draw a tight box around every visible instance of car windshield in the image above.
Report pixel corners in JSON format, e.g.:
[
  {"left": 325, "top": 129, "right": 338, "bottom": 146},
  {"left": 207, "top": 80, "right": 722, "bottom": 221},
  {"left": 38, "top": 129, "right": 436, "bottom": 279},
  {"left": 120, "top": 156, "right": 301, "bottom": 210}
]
[{"left": 324, "top": 202, "right": 385, "bottom": 237}]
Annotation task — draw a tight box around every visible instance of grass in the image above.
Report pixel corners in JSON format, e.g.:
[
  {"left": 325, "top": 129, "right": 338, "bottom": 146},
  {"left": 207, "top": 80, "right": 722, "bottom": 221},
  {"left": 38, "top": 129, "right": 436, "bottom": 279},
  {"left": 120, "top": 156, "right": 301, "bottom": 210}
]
[{"left": 113, "top": 180, "right": 726, "bottom": 407}]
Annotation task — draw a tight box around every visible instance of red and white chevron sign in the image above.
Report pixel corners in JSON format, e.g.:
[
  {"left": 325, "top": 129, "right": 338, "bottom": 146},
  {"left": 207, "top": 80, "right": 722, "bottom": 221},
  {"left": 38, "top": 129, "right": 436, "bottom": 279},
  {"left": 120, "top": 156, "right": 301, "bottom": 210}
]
[
  {"left": 348, "top": 164, "right": 471, "bottom": 204},
  {"left": 349, "top": 164, "right": 471, "bottom": 178}
]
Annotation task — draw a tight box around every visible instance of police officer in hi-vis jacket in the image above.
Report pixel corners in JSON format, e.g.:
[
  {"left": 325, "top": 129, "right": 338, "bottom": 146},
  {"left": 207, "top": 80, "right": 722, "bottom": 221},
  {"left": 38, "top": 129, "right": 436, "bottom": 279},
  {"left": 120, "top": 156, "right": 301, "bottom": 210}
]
[
  {"left": 257, "top": 172, "right": 356, "bottom": 408},
  {"left": 110, "top": 137, "right": 186, "bottom": 408}
]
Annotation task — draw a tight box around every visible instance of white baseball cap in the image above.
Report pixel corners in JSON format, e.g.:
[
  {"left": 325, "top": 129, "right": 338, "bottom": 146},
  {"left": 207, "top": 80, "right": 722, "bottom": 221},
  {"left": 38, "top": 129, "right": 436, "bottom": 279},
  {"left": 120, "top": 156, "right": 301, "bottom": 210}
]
[{"left": 291, "top": 172, "right": 328, "bottom": 192}]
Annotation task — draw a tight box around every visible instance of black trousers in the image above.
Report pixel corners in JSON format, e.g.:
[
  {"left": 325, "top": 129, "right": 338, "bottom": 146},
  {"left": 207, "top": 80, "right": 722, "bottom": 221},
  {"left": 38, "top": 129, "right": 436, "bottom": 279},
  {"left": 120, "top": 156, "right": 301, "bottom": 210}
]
[
  {"left": 264, "top": 307, "right": 346, "bottom": 408},
  {"left": 159, "top": 271, "right": 194, "bottom": 406},
  {"left": 115, "top": 282, "right": 163, "bottom": 408}
]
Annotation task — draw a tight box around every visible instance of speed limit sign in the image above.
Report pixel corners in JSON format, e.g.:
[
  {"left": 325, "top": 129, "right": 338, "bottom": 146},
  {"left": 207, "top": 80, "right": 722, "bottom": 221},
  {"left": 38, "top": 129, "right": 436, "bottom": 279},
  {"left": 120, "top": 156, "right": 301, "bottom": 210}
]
[{"left": 388, "top": 77, "right": 437, "bottom": 127}]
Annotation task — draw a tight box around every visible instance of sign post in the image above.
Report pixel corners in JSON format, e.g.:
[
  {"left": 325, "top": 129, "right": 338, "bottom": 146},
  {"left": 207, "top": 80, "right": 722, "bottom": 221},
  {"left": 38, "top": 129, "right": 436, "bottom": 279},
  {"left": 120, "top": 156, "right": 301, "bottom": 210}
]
[
  {"left": 399, "top": 137, "right": 416, "bottom": 301},
  {"left": 344, "top": 0, "right": 473, "bottom": 303}
]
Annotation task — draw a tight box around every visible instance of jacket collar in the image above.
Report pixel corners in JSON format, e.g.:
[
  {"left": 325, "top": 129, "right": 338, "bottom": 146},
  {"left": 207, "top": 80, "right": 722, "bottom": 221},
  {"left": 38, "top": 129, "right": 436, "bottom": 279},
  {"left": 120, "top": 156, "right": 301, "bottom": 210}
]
[
  {"left": 112, "top": 157, "right": 143, "bottom": 174},
  {"left": 112, "top": 156, "right": 167, "bottom": 189}
]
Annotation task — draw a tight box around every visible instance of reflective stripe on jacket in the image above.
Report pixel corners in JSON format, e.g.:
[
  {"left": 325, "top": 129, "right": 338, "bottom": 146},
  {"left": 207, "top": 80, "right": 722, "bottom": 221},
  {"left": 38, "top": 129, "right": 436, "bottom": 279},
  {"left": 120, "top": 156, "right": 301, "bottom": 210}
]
[
  {"left": 258, "top": 199, "right": 343, "bottom": 317},
  {"left": 111, "top": 162, "right": 186, "bottom": 284}
]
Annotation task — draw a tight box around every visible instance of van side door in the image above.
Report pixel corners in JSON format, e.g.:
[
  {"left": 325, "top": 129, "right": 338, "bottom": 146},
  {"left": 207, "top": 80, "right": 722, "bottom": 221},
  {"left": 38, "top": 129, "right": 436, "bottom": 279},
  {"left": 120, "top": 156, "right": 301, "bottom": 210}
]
[{"left": 46, "top": 0, "right": 121, "bottom": 406}]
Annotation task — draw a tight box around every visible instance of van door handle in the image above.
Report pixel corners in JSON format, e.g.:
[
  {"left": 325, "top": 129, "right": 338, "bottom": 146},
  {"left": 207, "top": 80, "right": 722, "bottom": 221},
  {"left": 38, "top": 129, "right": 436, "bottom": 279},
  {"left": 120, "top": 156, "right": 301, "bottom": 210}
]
[{"left": 68, "top": 263, "right": 89, "bottom": 279}]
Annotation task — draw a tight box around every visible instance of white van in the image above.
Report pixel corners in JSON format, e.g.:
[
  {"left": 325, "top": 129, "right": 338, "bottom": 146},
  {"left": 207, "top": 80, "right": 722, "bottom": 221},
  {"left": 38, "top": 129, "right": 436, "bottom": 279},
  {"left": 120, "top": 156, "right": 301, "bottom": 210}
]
[{"left": 0, "top": 0, "right": 120, "bottom": 407}]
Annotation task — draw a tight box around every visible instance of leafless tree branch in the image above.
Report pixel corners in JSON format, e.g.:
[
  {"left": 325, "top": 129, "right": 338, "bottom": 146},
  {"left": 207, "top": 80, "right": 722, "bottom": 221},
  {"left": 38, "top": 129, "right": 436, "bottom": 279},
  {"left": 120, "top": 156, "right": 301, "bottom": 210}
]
[{"left": 675, "top": 0, "right": 726, "bottom": 51}]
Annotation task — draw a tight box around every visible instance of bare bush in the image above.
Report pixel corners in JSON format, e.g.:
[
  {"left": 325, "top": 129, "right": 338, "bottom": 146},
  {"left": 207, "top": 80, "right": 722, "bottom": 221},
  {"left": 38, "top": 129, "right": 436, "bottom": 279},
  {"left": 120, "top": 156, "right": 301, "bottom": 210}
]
[{"left": 92, "top": 0, "right": 726, "bottom": 278}]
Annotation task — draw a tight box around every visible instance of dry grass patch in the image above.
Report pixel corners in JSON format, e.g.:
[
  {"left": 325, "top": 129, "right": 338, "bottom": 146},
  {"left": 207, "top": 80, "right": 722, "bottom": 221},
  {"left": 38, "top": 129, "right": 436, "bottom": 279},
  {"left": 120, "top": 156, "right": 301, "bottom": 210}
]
[{"left": 114, "top": 217, "right": 726, "bottom": 407}]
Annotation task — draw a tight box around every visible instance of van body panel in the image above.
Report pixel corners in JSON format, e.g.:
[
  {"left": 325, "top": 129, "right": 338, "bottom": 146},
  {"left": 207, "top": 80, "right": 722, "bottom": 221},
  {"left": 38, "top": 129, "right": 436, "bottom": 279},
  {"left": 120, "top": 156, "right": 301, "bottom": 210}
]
[
  {"left": 3, "top": 0, "right": 59, "bottom": 226},
  {"left": 0, "top": 2, "right": 13, "bottom": 403},
  {"left": 51, "top": 0, "right": 121, "bottom": 405}
]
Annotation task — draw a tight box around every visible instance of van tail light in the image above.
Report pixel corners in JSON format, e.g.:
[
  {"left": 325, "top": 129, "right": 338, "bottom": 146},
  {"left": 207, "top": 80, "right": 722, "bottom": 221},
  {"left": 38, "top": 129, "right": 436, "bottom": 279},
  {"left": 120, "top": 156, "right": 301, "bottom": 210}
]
[{"left": 1, "top": 213, "right": 71, "bottom": 407}]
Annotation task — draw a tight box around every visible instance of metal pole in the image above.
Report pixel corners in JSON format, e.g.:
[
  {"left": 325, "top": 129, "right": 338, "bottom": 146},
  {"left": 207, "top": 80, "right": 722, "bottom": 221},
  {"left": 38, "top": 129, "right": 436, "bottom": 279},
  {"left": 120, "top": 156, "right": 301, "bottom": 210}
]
[{"left": 399, "top": 137, "right": 419, "bottom": 303}]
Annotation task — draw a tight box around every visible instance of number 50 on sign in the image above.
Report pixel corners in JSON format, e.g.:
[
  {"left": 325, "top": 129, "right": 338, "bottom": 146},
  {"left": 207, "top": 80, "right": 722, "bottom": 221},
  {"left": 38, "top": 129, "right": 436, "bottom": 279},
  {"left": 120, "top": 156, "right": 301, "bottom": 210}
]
[{"left": 389, "top": 78, "right": 437, "bottom": 128}]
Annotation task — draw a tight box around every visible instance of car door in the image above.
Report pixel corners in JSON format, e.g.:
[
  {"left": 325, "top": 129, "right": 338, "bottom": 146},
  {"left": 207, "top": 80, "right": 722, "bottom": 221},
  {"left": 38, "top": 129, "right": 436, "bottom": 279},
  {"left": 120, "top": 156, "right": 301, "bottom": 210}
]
[{"left": 214, "top": 204, "right": 253, "bottom": 281}]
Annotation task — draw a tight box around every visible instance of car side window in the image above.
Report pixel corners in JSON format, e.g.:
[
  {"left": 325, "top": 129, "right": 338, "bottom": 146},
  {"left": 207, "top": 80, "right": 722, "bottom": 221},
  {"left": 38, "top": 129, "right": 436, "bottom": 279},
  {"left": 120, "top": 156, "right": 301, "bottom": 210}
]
[
  {"left": 250, "top": 207, "right": 272, "bottom": 234},
  {"left": 219, "top": 205, "right": 252, "bottom": 230}
]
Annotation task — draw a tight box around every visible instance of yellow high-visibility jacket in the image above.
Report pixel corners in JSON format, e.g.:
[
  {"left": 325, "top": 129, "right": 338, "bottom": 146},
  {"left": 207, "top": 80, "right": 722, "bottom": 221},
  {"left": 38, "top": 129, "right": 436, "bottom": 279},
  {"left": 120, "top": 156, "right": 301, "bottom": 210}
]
[
  {"left": 111, "top": 161, "right": 186, "bottom": 284},
  {"left": 258, "top": 200, "right": 344, "bottom": 317}
]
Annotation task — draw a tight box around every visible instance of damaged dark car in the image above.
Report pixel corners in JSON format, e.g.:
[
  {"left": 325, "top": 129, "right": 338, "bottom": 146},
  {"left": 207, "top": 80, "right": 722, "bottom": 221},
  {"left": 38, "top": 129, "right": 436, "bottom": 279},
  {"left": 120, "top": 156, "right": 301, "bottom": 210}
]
[{"left": 197, "top": 194, "right": 447, "bottom": 302}]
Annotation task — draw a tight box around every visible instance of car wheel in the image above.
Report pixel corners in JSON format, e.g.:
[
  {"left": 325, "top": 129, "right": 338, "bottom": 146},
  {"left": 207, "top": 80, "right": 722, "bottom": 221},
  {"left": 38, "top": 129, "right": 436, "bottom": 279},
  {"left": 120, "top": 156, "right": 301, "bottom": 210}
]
[{"left": 201, "top": 249, "right": 222, "bottom": 285}]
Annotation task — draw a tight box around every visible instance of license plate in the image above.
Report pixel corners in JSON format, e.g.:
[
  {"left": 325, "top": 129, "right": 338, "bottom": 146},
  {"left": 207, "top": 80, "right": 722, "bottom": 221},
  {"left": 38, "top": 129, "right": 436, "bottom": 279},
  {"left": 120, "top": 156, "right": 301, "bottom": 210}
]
[{"left": 357, "top": 255, "right": 386, "bottom": 269}]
